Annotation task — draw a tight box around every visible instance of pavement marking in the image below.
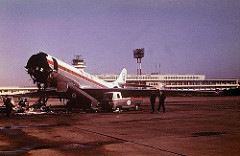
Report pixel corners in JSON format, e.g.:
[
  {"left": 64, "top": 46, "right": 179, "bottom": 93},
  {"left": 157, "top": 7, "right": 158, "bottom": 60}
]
[{"left": 78, "top": 127, "right": 186, "bottom": 156}]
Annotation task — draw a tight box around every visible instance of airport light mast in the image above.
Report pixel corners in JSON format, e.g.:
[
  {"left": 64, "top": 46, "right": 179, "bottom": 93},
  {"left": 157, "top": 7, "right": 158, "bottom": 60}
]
[{"left": 133, "top": 48, "right": 144, "bottom": 75}]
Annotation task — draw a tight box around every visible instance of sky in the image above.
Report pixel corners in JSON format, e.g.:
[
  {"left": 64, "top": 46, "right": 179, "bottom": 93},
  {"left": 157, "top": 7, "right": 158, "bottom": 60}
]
[{"left": 0, "top": 0, "right": 240, "bottom": 86}]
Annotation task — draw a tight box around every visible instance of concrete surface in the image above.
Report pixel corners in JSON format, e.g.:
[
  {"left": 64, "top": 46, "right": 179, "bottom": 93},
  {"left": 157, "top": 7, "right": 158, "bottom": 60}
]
[{"left": 0, "top": 96, "right": 240, "bottom": 156}]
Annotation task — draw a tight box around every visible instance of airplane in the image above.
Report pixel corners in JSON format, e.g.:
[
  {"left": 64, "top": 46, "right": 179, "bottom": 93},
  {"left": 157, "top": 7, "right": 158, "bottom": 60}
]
[{"left": 25, "top": 52, "right": 157, "bottom": 110}]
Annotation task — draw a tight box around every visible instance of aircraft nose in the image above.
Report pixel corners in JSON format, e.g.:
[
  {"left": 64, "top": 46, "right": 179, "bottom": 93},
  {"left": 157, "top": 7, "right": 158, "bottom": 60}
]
[{"left": 25, "top": 52, "right": 52, "bottom": 85}]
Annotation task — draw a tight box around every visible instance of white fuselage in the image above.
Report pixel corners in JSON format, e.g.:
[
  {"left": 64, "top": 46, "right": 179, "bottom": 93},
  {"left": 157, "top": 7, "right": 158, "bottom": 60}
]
[{"left": 46, "top": 55, "right": 119, "bottom": 89}]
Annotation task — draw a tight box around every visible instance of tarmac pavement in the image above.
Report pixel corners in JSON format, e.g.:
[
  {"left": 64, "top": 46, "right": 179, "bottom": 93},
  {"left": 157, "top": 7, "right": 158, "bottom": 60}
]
[{"left": 0, "top": 96, "right": 240, "bottom": 156}]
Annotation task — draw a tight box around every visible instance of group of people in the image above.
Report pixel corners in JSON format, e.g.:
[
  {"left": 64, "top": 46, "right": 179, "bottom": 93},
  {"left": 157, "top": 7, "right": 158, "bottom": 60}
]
[
  {"left": 150, "top": 90, "right": 166, "bottom": 113},
  {"left": 2, "top": 97, "right": 29, "bottom": 117},
  {"left": 18, "top": 98, "right": 29, "bottom": 112}
]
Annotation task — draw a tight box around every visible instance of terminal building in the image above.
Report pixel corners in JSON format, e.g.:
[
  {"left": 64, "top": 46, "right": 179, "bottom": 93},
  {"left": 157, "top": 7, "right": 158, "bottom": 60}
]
[{"left": 94, "top": 73, "right": 239, "bottom": 91}]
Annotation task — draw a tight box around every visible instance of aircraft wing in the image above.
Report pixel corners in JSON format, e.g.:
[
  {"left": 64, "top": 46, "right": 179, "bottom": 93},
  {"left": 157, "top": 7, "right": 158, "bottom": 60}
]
[
  {"left": 0, "top": 89, "right": 58, "bottom": 99},
  {"left": 82, "top": 88, "right": 159, "bottom": 101},
  {"left": 1, "top": 87, "right": 157, "bottom": 103},
  {"left": 82, "top": 88, "right": 218, "bottom": 100}
]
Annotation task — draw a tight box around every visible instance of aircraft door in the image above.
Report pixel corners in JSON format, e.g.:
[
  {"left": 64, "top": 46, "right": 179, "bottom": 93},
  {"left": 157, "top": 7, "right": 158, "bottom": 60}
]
[{"left": 53, "top": 58, "right": 58, "bottom": 71}]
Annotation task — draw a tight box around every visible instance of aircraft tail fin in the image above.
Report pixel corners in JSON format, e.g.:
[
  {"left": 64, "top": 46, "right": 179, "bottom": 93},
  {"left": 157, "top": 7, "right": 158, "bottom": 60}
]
[{"left": 115, "top": 68, "right": 127, "bottom": 85}]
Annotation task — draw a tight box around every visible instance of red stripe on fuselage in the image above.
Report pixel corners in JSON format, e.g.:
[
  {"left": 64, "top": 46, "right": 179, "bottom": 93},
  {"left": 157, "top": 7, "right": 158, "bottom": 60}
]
[{"left": 47, "top": 59, "right": 107, "bottom": 88}]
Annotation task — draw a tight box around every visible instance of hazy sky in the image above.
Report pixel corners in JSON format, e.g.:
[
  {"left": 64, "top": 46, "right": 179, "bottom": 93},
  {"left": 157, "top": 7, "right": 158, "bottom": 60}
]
[{"left": 0, "top": 0, "right": 240, "bottom": 86}]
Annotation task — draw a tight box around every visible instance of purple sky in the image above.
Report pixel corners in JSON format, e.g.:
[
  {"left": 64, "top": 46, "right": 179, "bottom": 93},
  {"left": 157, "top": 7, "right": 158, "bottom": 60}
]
[{"left": 0, "top": 0, "right": 240, "bottom": 86}]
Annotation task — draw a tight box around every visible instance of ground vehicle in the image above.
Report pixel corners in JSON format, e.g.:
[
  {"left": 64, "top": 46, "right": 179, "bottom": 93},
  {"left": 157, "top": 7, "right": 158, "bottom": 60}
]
[{"left": 101, "top": 92, "right": 143, "bottom": 111}]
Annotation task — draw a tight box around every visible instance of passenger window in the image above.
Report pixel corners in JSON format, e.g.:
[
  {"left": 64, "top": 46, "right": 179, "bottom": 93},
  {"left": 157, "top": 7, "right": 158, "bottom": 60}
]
[{"left": 117, "top": 94, "right": 120, "bottom": 99}]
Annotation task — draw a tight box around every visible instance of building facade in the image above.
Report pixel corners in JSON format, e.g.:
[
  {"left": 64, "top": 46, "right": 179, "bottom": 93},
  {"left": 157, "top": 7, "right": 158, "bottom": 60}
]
[{"left": 95, "top": 74, "right": 239, "bottom": 91}]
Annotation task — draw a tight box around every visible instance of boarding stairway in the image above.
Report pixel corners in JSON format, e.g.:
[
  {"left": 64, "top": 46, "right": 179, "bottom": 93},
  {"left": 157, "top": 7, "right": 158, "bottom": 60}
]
[
  {"left": 68, "top": 84, "right": 98, "bottom": 107},
  {"left": 54, "top": 72, "right": 99, "bottom": 109}
]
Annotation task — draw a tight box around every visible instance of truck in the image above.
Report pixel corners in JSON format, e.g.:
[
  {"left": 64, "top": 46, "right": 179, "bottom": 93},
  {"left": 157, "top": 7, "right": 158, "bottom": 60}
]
[{"left": 101, "top": 92, "right": 143, "bottom": 111}]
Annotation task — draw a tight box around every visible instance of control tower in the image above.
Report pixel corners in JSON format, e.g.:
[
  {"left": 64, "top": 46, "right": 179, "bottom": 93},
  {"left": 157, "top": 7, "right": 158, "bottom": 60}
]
[{"left": 72, "top": 55, "right": 87, "bottom": 70}]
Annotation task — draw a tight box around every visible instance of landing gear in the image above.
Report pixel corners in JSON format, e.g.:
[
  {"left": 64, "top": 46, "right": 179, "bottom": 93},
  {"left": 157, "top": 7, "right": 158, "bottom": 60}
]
[{"left": 33, "top": 82, "right": 49, "bottom": 110}]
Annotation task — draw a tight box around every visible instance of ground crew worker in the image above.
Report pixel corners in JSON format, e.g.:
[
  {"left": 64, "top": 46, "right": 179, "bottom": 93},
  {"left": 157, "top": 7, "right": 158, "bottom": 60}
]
[
  {"left": 4, "top": 97, "right": 14, "bottom": 117},
  {"left": 157, "top": 91, "right": 166, "bottom": 113},
  {"left": 24, "top": 98, "right": 29, "bottom": 111},
  {"left": 18, "top": 98, "right": 25, "bottom": 107},
  {"left": 150, "top": 91, "right": 157, "bottom": 113}
]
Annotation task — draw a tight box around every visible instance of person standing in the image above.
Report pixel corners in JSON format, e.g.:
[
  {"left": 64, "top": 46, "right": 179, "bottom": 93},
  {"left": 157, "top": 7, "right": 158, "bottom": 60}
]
[
  {"left": 18, "top": 98, "right": 25, "bottom": 107},
  {"left": 24, "top": 98, "right": 29, "bottom": 111},
  {"left": 4, "top": 97, "right": 14, "bottom": 117},
  {"left": 157, "top": 91, "right": 166, "bottom": 113},
  {"left": 150, "top": 91, "right": 157, "bottom": 113}
]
